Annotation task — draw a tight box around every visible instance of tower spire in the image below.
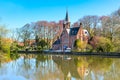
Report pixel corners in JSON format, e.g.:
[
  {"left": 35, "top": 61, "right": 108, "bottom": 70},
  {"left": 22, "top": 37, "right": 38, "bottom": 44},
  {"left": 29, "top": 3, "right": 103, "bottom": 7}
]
[
  {"left": 63, "top": 8, "right": 70, "bottom": 29},
  {"left": 65, "top": 9, "right": 69, "bottom": 22}
]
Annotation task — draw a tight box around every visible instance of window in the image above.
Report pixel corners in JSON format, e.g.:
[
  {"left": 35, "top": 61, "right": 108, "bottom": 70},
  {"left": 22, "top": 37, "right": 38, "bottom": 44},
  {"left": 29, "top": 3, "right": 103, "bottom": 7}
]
[
  {"left": 72, "top": 30, "right": 74, "bottom": 34},
  {"left": 85, "top": 31, "right": 87, "bottom": 34},
  {"left": 75, "top": 31, "right": 77, "bottom": 34}
]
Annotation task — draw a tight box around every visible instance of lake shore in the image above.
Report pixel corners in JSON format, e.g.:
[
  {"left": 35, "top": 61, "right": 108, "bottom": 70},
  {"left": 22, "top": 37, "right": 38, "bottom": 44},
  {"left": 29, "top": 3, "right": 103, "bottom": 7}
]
[{"left": 17, "top": 50, "right": 120, "bottom": 58}]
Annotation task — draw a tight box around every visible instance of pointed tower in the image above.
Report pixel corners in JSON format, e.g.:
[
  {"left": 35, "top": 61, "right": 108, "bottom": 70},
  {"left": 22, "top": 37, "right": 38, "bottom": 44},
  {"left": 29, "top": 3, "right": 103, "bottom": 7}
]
[
  {"left": 65, "top": 10, "right": 69, "bottom": 22},
  {"left": 63, "top": 10, "right": 70, "bottom": 29}
]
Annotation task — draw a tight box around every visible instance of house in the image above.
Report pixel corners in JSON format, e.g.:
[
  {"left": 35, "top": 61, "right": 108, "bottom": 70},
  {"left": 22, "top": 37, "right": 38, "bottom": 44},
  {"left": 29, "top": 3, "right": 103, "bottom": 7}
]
[{"left": 52, "top": 10, "right": 89, "bottom": 50}]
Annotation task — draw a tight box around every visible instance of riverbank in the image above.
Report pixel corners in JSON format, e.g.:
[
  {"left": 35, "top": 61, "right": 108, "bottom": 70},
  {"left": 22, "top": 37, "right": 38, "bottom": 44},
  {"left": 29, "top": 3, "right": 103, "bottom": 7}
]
[{"left": 17, "top": 50, "right": 120, "bottom": 58}]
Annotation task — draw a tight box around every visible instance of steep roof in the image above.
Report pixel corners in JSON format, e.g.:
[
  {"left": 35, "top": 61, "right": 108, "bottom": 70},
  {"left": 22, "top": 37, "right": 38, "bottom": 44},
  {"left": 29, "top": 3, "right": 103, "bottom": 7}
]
[
  {"left": 65, "top": 10, "right": 69, "bottom": 22},
  {"left": 53, "top": 39, "right": 61, "bottom": 45},
  {"left": 69, "top": 27, "right": 80, "bottom": 36}
]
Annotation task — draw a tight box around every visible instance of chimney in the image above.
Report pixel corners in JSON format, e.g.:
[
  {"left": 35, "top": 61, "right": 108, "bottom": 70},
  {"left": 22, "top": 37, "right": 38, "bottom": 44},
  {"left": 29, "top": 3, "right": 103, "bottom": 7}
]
[{"left": 80, "top": 23, "right": 82, "bottom": 27}]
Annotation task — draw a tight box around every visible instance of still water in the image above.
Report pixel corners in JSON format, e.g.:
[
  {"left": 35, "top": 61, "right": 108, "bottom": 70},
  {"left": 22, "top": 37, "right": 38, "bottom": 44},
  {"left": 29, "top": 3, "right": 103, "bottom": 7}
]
[{"left": 0, "top": 54, "right": 120, "bottom": 80}]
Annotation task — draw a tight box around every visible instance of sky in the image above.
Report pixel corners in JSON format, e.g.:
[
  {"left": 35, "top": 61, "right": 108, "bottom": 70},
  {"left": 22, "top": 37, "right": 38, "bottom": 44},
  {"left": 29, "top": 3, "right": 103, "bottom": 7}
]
[{"left": 0, "top": 0, "right": 120, "bottom": 29}]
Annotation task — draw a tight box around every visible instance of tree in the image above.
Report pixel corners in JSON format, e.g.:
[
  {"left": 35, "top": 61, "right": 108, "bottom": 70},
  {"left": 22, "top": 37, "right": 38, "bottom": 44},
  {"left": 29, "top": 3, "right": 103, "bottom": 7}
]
[
  {"left": 34, "top": 21, "right": 63, "bottom": 48},
  {"left": 0, "top": 26, "right": 9, "bottom": 48},
  {"left": 10, "top": 41, "right": 19, "bottom": 52},
  {"left": 1, "top": 38, "right": 12, "bottom": 54},
  {"left": 0, "top": 25, "right": 8, "bottom": 37},
  {"left": 74, "top": 39, "right": 87, "bottom": 52},
  {"left": 38, "top": 39, "right": 48, "bottom": 50},
  {"left": 0, "top": 25, "right": 10, "bottom": 54},
  {"left": 79, "top": 15, "right": 100, "bottom": 36},
  {"left": 10, "top": 28, "right": 21, "bottom": 42},
  {"left": 19, "top": 23, "right": 34, "bottom": 47},
  {"left": 96, "top": 37, "right": 114, "bottom": 52}
]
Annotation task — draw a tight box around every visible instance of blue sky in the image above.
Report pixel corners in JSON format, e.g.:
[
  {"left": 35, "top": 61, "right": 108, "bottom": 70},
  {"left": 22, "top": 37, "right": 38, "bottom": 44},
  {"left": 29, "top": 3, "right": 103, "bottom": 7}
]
[{"left": 0, "top": 0, "right": 120, "bottom": 29}]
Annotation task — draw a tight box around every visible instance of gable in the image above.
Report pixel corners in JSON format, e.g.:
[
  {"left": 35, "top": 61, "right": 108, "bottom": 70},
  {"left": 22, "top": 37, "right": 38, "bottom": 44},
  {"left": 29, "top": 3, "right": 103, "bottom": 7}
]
[{"left": 61, "top": 29, "right": 69, "bottom": 37}]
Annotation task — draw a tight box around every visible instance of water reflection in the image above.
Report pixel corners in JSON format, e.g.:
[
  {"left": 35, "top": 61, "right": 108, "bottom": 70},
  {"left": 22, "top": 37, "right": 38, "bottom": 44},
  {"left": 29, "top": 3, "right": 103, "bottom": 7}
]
[{"left": 0, "top": 54, "right": 120, "bottom": 80}]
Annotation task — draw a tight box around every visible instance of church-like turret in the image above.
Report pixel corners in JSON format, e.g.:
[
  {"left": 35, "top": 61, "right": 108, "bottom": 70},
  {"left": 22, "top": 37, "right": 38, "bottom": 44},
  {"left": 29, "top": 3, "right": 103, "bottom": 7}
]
[
  {"left": 63, "top": 10, "right": 70, "bottom": 29},
  {"left": 65, "top": 10, "right": 69, "bottom": 22}
]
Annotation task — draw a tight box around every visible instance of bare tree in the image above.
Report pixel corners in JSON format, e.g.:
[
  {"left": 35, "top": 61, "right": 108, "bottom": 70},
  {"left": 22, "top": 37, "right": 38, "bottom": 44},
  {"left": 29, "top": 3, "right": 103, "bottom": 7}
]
[
  {"left": 19, "top": 23, "right": 34, "bottom": 47},
  {"left": 79, "top": 15, "right": 100, "bottom": 36}
]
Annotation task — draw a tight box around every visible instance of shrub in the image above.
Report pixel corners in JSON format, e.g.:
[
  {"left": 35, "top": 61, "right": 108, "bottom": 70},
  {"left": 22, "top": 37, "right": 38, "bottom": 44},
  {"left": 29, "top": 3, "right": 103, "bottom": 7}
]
[
  {"left": 96, "top": 37, "right": 114, "bottom": 52},
  {"left": 74, "top": 39, "right": 87, "bottom": 52},
  {"left": 1, "top": 38, "right": 12, "bottom": 54}
]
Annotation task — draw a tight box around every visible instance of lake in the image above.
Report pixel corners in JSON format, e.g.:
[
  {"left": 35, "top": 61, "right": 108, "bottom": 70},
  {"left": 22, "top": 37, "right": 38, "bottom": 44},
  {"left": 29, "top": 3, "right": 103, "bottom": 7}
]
[{"left": 0, "top": 54, "right": 120, "bottom": 80}]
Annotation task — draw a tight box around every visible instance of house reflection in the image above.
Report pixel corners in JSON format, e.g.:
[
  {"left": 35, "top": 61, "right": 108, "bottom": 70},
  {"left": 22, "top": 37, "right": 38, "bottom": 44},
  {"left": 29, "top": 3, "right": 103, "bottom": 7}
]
[
  {"left": 52, "top": 55, "right": 89, "bottom": 80},
  {"left": 75, "top": 57, "right": 89, "bottom": 80}
]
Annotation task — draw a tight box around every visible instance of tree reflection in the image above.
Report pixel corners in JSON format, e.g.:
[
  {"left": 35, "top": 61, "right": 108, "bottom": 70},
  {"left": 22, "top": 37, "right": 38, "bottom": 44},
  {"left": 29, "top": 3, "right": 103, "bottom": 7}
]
[
  {"left": 0, "top": 53, "right": 12, "bottom": 63},
  {"left": 0, "top": 54, "right": 118, "bottom": 80},
  {"left": 87, "top": 57, "right": 113, "bottom": 72},
  {"left": 35, "top": 54, "right": 48, "bottom": 68},
  {"left": 104, "top": 59, "right": 120, "bottom": 80},
  {"left": 53, "top": 55, "right": 114, "bottom": 80},
  {"left": 87, "top": 57, "right": 113, "bottom": 80},
  {"left": 10, "top": 52, "right": 20, "bottom": 60},
  {"left": 0, "top": 52, "right": 20, "bottom": 65},
  {"left": 34, "top": 54, "right": 64, "bottom": 80}
]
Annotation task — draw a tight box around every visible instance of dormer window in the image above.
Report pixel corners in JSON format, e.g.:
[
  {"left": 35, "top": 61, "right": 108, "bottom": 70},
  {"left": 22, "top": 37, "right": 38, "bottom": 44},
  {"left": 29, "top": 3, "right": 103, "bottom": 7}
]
[
  {"left": 75, "top": 31, "right": 77, "bottom": 34},
  {"left": 85, "top": 31, "right": 87, "bottom": 34},
  {"left": 72, "top": 30, "right": 74, "bottom": 34}
]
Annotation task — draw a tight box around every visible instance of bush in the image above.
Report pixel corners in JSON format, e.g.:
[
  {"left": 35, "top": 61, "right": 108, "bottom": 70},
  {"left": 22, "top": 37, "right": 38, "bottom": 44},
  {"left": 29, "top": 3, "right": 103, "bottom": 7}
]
[
  {"left": 37, "top": 39, "right": 48, "bottom": 50},
  {"left": 96, "top": 37, "right": 114, "bottom": 52},
  {"left": 1, "top": 38, "right": 12, "bottom": 54},
  {"left": 86, "top": 44, "right": 94, "bottom": 52},
  {"left": 74, "top": 39, "right": 87, "bottom": 52}
]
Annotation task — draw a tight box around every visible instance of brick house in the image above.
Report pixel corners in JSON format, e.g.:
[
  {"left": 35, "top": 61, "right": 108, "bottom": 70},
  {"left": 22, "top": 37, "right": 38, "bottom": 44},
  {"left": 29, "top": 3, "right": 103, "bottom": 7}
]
[{"left": 52, "top": 11, "right": 89, "bottom": 50}]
